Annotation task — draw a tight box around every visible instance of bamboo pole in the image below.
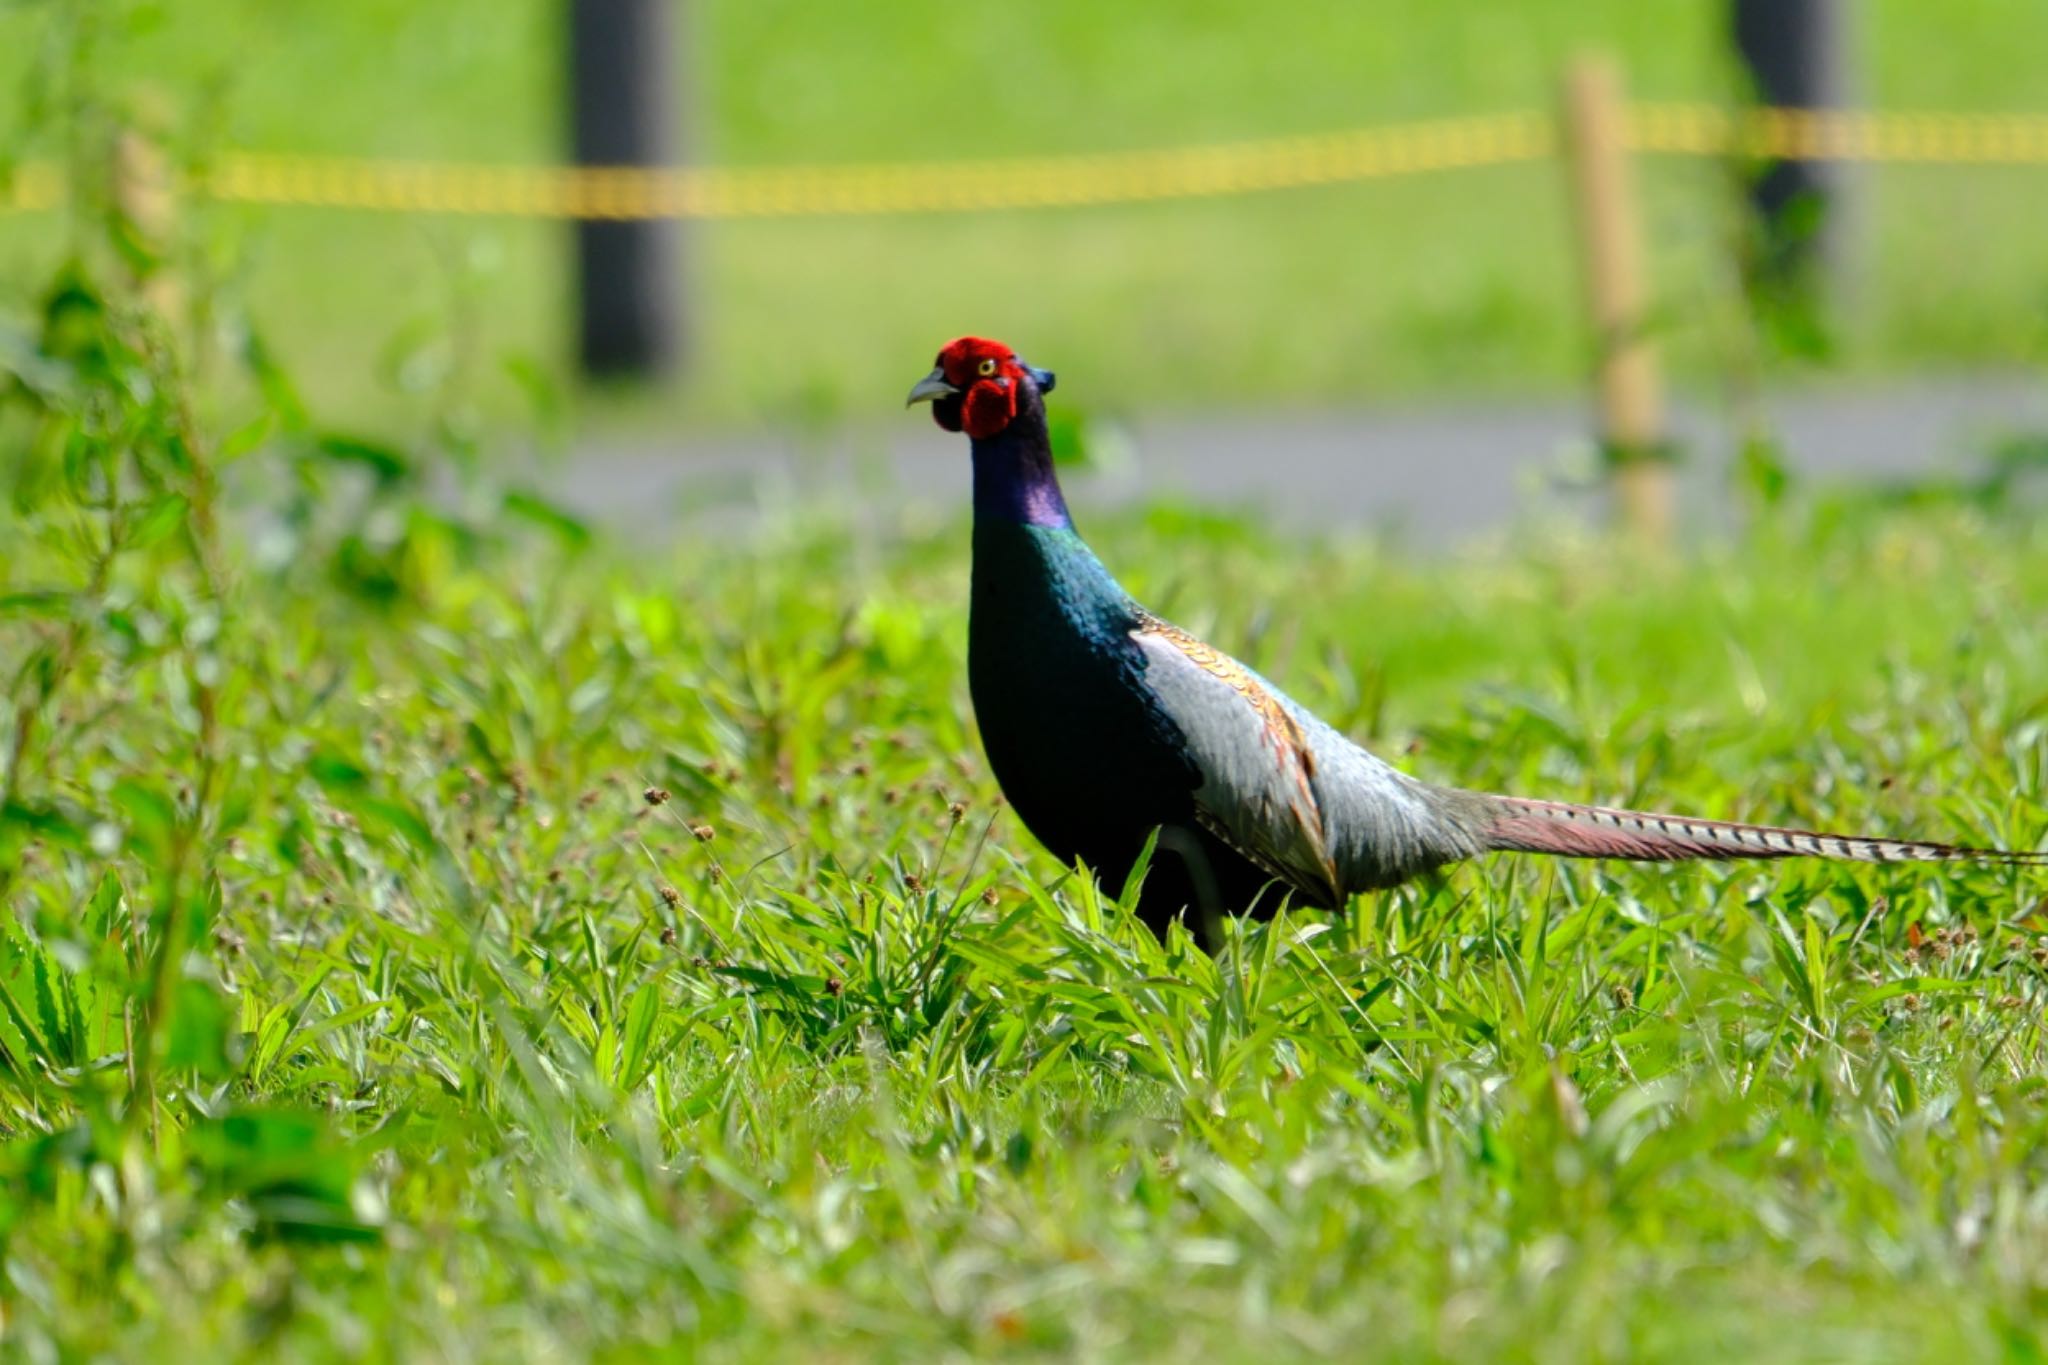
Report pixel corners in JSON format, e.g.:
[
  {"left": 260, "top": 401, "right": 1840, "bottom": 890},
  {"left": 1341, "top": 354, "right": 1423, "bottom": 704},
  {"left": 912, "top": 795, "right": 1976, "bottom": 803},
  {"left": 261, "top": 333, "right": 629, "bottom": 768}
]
[{"left": 1561, "top": 53, "right": 1674, "bottom": 540}]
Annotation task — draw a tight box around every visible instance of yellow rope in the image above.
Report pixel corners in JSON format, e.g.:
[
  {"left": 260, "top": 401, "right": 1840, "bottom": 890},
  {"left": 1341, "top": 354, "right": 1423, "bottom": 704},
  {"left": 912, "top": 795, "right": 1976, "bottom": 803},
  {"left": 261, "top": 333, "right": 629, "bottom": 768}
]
[
  {"left": 1632, "top": 103, "right": 2048, "bottom": 162},
  {"left": 197, "top": 111, "right": 1554, "bottom": 219},
  {"left": 6, "top": 106, "right": 2048, "bottom": 221}
]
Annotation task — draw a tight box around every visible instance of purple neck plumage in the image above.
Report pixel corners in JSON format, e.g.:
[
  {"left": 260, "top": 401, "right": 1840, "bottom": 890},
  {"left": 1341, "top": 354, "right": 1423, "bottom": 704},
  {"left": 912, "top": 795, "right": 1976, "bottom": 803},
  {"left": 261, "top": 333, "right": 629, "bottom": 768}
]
[{"left": 970, "top": 386, "right": 1072, "bottom": 529}]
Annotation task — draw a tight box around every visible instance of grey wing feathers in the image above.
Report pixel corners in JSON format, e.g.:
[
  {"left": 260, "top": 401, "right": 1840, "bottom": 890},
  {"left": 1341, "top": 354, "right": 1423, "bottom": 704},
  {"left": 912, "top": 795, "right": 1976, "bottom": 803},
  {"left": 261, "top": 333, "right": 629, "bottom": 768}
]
[
  {"left": 1129, "top": 626, "right": 1342, "bottom": 901},
  {"left": 1130, "top": 621, "right": 1483, "bottom": 901},
  {"left": 1279, "top": 702, "right": 1488, "bottom": 888}
]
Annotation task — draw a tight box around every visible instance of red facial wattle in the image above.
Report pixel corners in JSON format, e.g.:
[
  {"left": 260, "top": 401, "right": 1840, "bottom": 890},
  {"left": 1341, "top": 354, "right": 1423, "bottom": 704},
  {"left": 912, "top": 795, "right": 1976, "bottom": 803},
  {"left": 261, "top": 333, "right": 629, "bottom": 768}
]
[
  {"left": 906, "top": 336, "right": 1055, "bottom": 441},
  {"left": 958, "top": 374, "right": 1019, "bottom": 439}
]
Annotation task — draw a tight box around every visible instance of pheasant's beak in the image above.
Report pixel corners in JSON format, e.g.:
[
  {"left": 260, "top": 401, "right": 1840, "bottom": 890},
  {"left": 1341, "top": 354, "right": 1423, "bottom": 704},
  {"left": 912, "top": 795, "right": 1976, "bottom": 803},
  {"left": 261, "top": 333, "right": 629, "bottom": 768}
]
[
  {"left": 905, "top": 368, "right": 957, "bottom": 407},
  {"left": 1024, "top": 364, "right": 1056, "bottom": 394}
]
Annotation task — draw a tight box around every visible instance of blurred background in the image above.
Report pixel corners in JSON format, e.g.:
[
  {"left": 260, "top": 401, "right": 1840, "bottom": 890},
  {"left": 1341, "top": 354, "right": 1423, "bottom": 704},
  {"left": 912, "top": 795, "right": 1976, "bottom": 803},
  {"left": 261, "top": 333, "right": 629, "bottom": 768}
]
[{"left": 2, "top": 0, "right": 2045, "bottom": 537}]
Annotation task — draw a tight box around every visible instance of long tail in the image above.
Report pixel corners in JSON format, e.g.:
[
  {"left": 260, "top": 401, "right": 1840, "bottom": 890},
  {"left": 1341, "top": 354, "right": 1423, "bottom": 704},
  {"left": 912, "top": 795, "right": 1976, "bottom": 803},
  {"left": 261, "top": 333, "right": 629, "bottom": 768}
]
[{"left": 1473, "top": 794, "right": 2047, "bottom": 867}]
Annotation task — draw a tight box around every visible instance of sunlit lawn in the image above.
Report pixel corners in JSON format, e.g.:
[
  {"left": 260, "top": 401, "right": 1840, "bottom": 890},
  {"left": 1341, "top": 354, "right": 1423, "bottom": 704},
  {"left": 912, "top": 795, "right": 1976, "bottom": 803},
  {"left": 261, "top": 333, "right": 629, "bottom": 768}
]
[{"left": 2, "top": 262, "right": 2046, "bottom": 1356}]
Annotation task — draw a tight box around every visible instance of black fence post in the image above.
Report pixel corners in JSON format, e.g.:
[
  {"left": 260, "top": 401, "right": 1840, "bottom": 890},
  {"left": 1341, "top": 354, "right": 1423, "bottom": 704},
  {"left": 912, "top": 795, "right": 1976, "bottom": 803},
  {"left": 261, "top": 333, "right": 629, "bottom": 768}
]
[
  {"left": 569, "top": 0, "right": 681, "bottom": 378},
  {"left": 1732, "top": 0, "right": 1849, "bottom": 295}
]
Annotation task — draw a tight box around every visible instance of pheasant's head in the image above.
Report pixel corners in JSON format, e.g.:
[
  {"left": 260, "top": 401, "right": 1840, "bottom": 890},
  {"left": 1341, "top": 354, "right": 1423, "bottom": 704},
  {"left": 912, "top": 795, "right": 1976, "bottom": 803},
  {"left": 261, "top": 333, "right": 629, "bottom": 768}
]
[{"left": 905, "top": 336, "right": 1056, "bottom": 440}]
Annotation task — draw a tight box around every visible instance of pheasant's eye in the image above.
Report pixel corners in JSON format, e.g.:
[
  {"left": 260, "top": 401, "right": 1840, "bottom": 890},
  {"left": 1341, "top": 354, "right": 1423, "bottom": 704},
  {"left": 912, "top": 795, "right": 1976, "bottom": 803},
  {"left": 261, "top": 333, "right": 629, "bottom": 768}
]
[{"left": 977, "top": 358, "right": 998, "bottom": 377}]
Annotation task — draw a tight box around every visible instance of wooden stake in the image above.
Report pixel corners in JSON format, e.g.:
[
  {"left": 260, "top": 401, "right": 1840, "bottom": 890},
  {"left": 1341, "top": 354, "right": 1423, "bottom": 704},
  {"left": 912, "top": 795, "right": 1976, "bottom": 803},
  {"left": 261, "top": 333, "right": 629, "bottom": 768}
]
[
  {"left": 1561, "top": 53, "right": 1673, "bottom": 540},
  {"left": 113, "top": 127, "right": 182, "bottom": 321}
]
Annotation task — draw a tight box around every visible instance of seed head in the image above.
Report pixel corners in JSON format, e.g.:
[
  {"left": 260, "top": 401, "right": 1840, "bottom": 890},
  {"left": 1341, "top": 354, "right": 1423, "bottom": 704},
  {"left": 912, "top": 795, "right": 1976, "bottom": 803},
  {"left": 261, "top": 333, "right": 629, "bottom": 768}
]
[{"left": 644, "top": 787, "right": 670, "bottom": 807}]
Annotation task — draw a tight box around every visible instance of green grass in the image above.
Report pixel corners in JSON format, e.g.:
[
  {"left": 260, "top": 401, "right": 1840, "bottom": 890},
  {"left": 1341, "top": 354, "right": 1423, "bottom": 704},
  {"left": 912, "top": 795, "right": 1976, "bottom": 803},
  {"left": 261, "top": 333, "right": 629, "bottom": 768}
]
[
  {"left": 2, "top": 260, "right": 2047, "bottom": 1360},
  {"left": 5, "top": 0, "right": 2048, "bottom": 429}
]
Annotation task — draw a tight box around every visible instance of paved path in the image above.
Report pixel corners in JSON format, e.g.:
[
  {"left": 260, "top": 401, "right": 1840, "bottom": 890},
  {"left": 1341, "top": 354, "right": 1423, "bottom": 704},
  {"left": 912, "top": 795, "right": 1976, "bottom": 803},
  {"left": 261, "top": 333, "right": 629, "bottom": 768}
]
[{"left": 554, "top": 376, "right": 2046, "bottom": 544}]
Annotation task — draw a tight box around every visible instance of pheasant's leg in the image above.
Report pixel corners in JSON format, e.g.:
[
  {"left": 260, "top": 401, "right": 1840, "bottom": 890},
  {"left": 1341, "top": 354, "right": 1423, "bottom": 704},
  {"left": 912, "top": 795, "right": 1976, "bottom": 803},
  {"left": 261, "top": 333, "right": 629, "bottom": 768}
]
[{"left": 1157, "top": 824, "right": 1227, "bottom": 951}]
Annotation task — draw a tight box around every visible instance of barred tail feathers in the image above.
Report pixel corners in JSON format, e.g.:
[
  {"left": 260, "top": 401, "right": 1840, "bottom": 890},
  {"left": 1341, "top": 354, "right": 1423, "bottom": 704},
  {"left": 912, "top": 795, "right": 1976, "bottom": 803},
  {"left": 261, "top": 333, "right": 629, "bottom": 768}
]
[{"left": 1475, "top": 794, "right": 2046, "bottom": 866}]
